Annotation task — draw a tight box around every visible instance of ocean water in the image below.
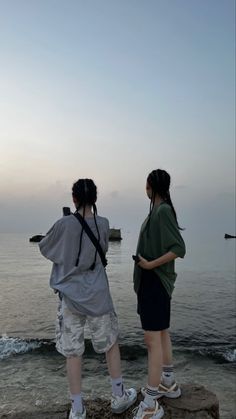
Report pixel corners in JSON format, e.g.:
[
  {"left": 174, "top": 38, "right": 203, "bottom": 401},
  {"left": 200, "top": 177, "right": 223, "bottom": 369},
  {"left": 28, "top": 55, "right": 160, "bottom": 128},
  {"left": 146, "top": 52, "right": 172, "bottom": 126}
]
[{"left": 0, "top": 231, "right": 235, "bottom": 418}]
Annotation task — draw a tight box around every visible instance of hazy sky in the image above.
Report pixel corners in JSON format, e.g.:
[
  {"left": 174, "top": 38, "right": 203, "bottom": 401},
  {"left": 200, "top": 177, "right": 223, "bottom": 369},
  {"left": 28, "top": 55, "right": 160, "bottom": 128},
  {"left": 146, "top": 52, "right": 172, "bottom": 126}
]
[{"left": 0, "top": 0, "right": 235, "bottom": 234}]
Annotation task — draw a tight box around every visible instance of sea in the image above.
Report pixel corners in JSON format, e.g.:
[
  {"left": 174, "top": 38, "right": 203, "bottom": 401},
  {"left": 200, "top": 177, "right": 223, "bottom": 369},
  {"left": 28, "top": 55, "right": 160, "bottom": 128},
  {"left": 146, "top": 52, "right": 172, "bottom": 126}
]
[{"left": 0, "top": 230, "right": 235, "bottom": 418}]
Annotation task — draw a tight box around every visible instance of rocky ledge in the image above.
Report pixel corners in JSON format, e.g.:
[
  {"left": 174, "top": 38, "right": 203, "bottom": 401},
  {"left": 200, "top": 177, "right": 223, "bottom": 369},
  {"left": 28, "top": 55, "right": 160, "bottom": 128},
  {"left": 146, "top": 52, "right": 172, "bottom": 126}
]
[{"left": 0, "top": 384, "right": 219, "bottom": 419}]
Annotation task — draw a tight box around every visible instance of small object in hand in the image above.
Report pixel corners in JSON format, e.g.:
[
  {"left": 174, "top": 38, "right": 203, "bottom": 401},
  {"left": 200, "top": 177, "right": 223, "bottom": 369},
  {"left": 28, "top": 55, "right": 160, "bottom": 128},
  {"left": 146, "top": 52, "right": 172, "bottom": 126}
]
[
  {"left": 132, "top": 255, "right": 140, "bottom": 263},
  {"left": 63, "top": 207, "right": 71, "bottom": 216}
]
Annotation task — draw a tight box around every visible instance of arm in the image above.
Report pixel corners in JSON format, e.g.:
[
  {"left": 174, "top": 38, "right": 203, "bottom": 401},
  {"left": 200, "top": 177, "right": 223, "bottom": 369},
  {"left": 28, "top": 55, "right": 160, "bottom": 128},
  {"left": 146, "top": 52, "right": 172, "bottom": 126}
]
[
  {"left": 138, "top": 251, "right": 177, "bottom": 270},
  {"left": 39, "top": 219, "right": 65, "bottom": 263},
  {"left": 138, "top": 206, "right": 185, "bottom": 270}
]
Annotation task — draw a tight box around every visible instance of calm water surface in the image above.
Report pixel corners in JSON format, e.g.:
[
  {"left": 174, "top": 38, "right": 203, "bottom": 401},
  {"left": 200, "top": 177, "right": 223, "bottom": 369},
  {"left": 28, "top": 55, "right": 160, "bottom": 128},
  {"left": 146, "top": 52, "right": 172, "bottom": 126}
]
[{"left": 0, "top": 231, "right": 235, "bottom": 418}]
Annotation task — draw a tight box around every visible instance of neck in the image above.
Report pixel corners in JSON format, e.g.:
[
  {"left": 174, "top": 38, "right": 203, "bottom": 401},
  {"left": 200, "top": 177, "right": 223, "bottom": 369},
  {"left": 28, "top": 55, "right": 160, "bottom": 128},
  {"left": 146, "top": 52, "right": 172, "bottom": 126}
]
[
  {"left": 154, "top": 195, "right": 164, "bottom": 207},
  {"left": 76, "top": 205, "right": 93, "bottom": 217}
]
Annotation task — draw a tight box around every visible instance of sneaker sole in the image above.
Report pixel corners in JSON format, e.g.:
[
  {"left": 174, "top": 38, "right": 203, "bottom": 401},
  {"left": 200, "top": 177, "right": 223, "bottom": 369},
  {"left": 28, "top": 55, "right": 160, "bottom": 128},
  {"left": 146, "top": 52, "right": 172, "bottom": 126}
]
[
  {"left": 141, "top": 387, "right": 181, "bottom": 400},
  {"left": 112, "top": 394, "right": 137, "bottom": 414},
  {"left": 158, "top": 387, "right": 181, "bottom": 399}
]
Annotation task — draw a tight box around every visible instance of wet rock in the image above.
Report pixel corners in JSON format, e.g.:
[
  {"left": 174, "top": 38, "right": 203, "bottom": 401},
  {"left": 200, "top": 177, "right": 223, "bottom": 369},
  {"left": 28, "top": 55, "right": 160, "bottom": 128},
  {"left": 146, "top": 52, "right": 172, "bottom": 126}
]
[
  {"left": 29, "top": 235, "right": 45, "bottom": 243},
  {"left": 109, "top": 229, "right": 122, "bottom": 241},
  {"left": 161, "top": 384, "right": 219, "bottom": 419},
  {"left": 0, "top": 384, "right": 219, "bottom": 418}
]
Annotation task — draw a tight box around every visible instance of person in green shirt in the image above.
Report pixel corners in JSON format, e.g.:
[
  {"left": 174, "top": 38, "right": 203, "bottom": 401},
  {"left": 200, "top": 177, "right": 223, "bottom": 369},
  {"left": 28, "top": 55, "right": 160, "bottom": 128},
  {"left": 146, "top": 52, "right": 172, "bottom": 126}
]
[{"left": 133, "top": 169, "right": 186, "bottom": 419}]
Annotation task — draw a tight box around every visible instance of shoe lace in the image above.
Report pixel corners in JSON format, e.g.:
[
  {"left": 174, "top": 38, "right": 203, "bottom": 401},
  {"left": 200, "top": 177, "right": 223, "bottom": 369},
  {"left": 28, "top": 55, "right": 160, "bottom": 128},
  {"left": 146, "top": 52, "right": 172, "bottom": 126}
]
[
  {"left": 132, "top": 401, "right": 146, "bottom": 417},
  {"left": 123, "top": 389, "right": 131, "bottom": 399},
  {"left": 111, "top": 390, "right": 127, "bottom": 404}
]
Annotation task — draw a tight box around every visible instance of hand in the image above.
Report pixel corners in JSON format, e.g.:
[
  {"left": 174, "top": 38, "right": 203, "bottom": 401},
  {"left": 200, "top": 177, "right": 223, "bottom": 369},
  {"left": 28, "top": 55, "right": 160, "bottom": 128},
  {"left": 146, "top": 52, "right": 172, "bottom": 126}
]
[{"left": 137, "top": 255, "right": 154, "bottom": 270}]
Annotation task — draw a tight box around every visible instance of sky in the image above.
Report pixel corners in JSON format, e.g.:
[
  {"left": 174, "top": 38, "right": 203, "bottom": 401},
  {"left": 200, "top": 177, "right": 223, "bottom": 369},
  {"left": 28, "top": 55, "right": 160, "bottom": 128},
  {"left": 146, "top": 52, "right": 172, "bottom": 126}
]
[{"left": 0, "top": 0, "right": 235, "bottom": 235}]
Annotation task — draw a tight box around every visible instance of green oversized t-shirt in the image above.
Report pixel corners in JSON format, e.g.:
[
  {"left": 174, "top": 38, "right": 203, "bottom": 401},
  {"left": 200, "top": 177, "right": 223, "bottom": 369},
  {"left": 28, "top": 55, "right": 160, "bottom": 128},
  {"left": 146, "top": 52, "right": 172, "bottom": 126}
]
[{"left": 133, "top": 202, "right": 186, "bottom": 297}]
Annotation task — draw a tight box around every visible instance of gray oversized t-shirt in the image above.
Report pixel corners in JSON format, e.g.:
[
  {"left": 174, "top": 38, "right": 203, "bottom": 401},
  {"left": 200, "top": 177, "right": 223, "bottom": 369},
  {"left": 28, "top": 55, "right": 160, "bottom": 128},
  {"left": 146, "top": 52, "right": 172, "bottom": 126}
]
[{"left": 39, "top": 214, "right": 115, "bottom": 316}]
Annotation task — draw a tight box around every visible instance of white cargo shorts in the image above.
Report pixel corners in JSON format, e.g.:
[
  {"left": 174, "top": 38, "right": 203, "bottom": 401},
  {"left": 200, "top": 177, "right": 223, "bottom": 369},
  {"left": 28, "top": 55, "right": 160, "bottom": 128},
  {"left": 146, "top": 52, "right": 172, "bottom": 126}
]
[{"left": 55, "top": 299, "right": 119, "bottom": 357}]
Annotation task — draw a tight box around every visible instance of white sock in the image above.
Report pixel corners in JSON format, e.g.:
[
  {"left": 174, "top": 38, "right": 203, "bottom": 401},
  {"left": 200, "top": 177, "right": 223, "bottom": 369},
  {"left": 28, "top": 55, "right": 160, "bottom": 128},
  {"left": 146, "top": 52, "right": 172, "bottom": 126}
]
[
  {"left": 70, "top": 393, "right": 83, "bottom": 413},
  {"left": 162, "top": 364, "right": 175, "bottom": 386},
  {"left": 143, "top": 385, "right": 158, "bottom": 408},
  {"left": 111, "top": 377, "right": 124, "bottom": 397}
]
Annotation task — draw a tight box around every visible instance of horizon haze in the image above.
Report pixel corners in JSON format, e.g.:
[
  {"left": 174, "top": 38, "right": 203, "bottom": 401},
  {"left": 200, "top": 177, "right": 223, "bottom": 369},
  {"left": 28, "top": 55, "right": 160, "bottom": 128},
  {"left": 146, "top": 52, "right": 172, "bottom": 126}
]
[{"left": 0, "top": 0, "right": 235, "bottom": 236}]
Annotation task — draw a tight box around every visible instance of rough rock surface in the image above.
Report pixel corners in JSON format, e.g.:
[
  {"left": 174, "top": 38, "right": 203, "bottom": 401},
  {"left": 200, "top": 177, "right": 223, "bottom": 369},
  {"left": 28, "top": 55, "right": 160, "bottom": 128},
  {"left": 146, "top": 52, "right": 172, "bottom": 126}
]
[{"left": 0, "top": 384, "right": 219, "bottom": 419}]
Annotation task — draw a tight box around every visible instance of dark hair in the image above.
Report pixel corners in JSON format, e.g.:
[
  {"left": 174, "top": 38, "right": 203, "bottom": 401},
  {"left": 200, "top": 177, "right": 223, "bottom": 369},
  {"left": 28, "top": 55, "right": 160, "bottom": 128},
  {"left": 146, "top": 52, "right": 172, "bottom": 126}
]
[
  {"left": 147, "top": 169, "right": 183, "bottom": 230},
  {"left": 72, "top": 178, "right": 97, "bottom": 210},
  {"left": 72, "top": 178, "right": 100, "bottom": 269}
]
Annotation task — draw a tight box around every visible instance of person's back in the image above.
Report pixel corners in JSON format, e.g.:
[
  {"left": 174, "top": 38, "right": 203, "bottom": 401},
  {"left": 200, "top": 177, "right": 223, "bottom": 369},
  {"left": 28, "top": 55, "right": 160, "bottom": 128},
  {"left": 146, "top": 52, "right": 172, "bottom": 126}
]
[
  {"left": 39, "top": 178, "right": 137, "bottom": 419},
  {"left": 41, "top": 214, "right": 108, "bottom": 270},
  {"left": 40, "top": 213, "right": 114, "bottom": 316}
]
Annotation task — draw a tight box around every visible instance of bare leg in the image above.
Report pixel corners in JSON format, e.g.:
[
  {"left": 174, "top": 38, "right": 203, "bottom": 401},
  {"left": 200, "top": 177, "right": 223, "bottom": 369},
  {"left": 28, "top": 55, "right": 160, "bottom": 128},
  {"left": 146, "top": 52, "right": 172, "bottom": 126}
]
[
  {"left": 106, "top": 341, "right": 122, "bottom": 379},
  {"left": 144, "top": 331, "right": 162, "bottom": 387},
  {"left": 160, "top": 329, "right": 173, "bottom": 365},
  {"left": 66, "top": 356, "right": 82, "bottom": 394}
]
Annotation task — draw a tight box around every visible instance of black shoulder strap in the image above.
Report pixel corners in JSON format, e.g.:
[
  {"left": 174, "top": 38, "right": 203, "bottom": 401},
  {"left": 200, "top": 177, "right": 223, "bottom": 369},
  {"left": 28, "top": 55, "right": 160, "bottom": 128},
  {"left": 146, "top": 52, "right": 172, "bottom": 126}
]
[{"left": 73, "top": 213, "right": 107, "bottom": 268}]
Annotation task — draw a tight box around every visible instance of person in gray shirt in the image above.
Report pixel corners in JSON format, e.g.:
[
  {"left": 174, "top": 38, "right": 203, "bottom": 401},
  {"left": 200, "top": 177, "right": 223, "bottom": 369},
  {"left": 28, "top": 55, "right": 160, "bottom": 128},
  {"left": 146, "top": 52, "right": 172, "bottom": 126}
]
[{"left": 39, "top": 178, "right": 136, "bottom": 419}]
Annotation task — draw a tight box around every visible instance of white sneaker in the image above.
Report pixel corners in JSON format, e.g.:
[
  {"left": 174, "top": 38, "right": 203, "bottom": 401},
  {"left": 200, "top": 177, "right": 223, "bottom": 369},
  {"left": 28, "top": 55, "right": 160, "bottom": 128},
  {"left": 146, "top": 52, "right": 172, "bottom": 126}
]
[
  {"left": 133, "top": 400, "right": 164, "bottom": 419},
  {"left": 141, "top": 381, "right": 181, "bottom": 399},
  {"left": 111, "top": 387, "right": 137, "bottom": 414},
  {"left": 69, "top": 407, "right": 86, "bottom": 419}
]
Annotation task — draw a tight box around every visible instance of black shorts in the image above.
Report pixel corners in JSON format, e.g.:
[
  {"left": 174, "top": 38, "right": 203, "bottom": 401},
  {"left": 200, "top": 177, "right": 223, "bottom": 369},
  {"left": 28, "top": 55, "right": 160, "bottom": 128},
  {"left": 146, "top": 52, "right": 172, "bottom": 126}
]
[{"left": 137, "top": 269, "right": 171, "bottom": 331}]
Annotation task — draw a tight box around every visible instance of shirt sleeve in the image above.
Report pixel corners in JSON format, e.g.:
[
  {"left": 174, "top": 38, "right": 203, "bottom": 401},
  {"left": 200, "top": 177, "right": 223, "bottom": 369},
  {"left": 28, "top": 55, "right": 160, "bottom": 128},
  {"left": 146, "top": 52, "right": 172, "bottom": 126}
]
[
  {"left": 38, "top": 219, "right": 65, "bottom": 264},
  {"left": 158, "top": 207, "right": 186, "bottom": 258}
]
